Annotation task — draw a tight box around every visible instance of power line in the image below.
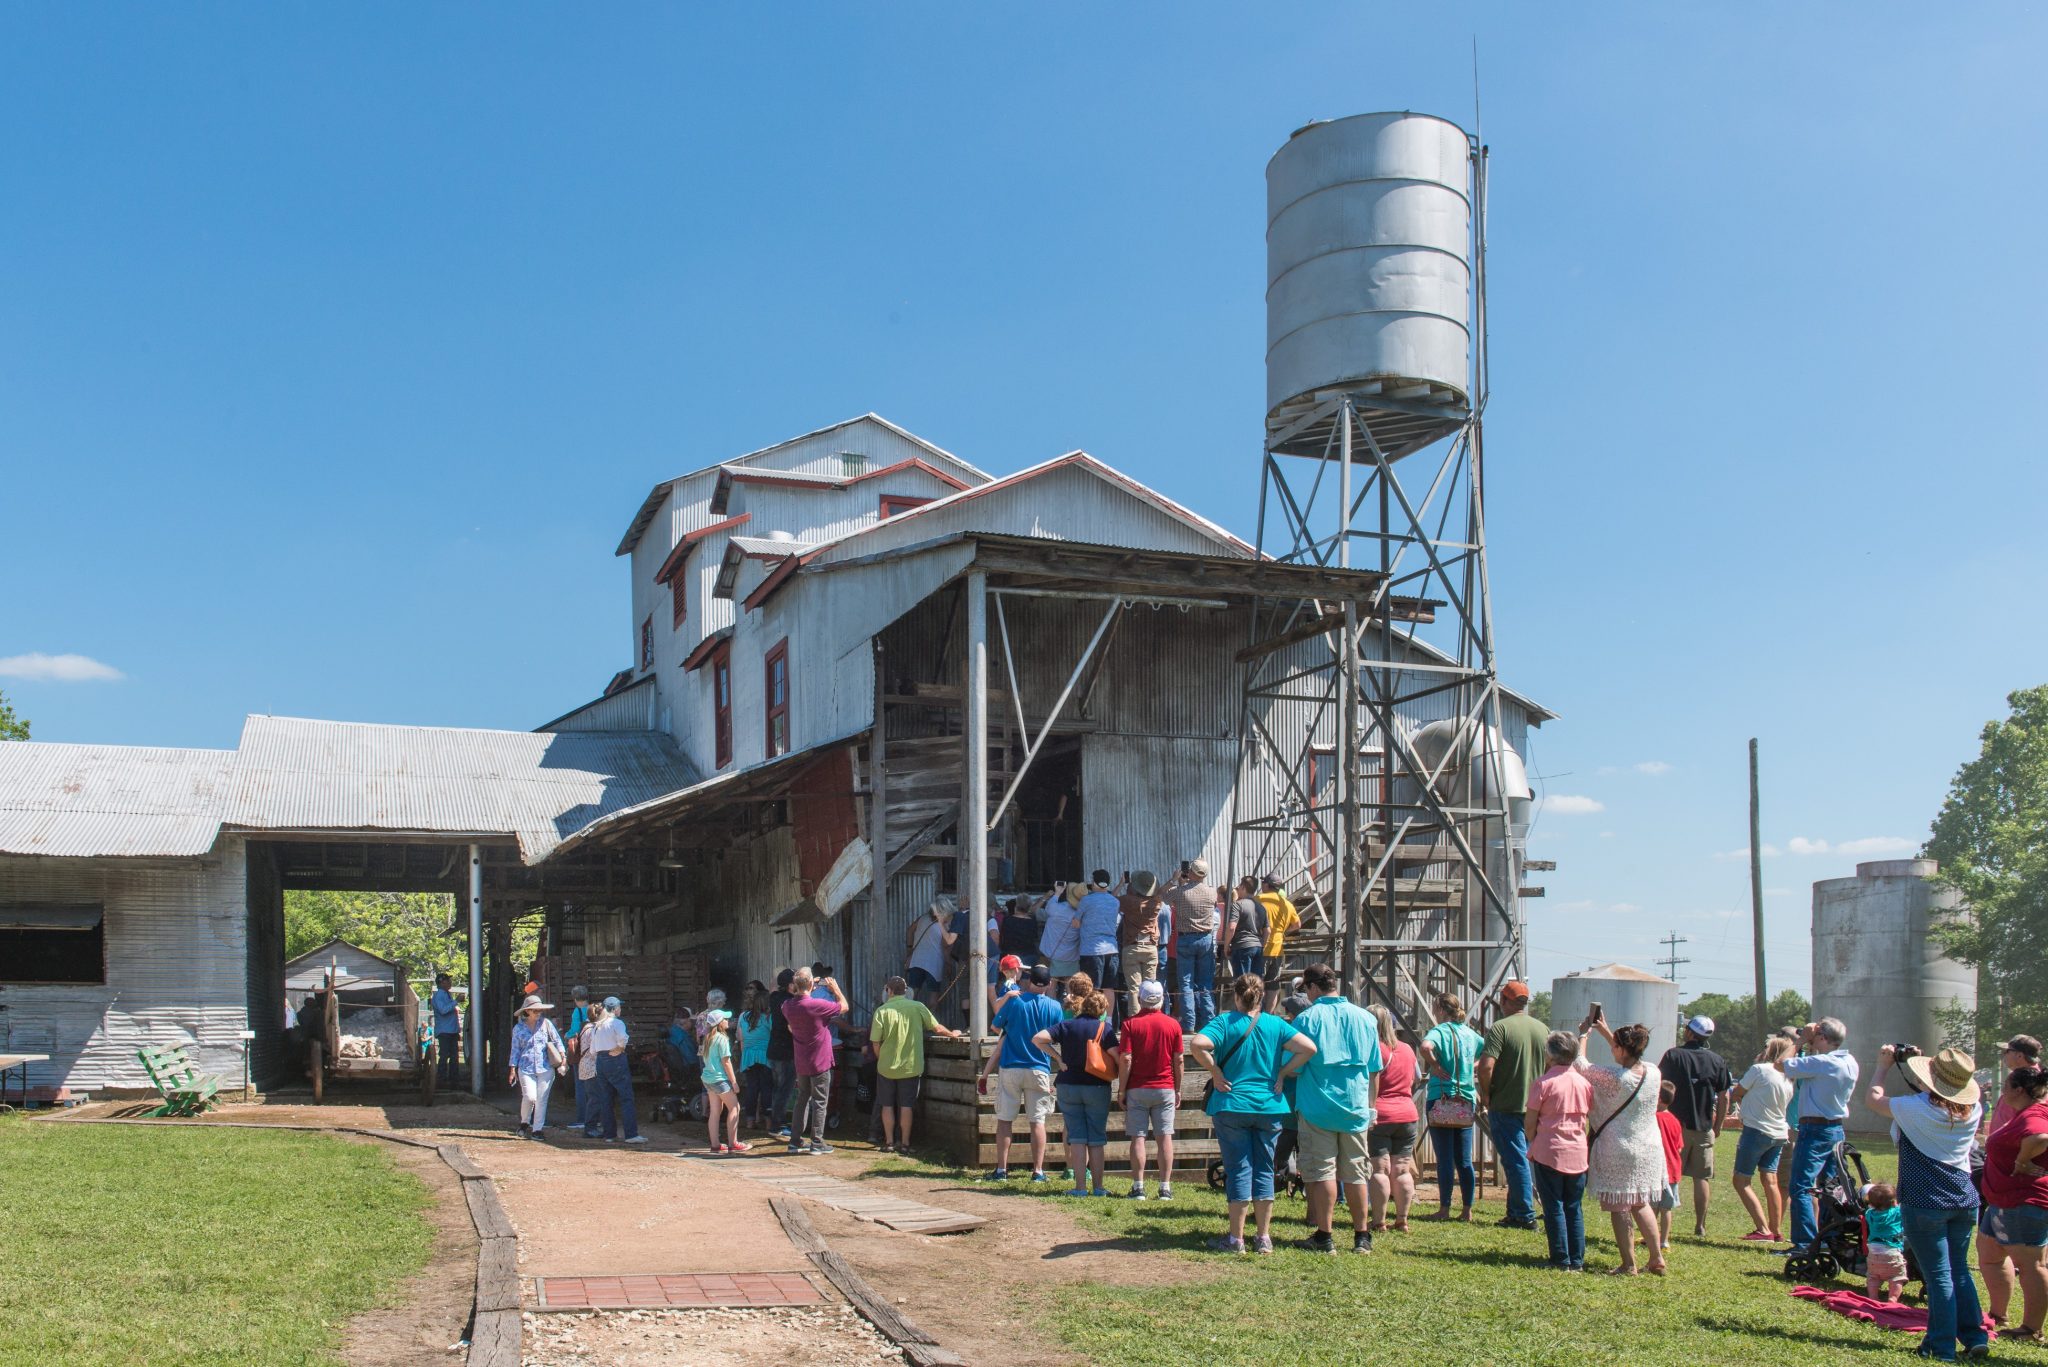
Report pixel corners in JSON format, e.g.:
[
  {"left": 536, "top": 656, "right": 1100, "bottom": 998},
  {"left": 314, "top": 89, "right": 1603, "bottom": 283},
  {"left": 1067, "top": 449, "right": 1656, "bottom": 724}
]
[{"left": 1656, "top": 931, "right": 1691, "bottom": 987}]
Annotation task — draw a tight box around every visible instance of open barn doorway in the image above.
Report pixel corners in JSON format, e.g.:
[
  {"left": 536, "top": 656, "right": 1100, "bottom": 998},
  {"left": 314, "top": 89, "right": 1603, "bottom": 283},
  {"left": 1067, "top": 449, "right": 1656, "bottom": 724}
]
[{"left": 1007, "top": 738, "right": 1082, "bottom": 890}]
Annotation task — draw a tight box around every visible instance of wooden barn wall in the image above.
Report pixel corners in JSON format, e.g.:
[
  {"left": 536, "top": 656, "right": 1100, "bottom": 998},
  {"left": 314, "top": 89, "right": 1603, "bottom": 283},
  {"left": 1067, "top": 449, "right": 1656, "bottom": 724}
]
[{"left": 0, "top": 843, "right": 250, "bottom": 1096}]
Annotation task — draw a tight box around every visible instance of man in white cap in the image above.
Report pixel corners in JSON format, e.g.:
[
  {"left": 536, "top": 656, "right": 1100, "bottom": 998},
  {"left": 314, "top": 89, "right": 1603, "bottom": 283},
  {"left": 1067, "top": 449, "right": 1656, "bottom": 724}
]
[
  {"left": 1119, "top": 976, "right": 1185, "bottom": 1200},
  {"left": 1659, "top": 1014, "right": 1733, "bottom": 1237}
]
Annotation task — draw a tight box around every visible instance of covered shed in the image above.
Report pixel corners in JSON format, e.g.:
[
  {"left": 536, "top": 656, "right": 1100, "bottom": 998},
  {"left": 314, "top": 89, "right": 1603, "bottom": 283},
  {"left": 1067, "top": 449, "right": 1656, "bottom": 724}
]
[{"left": 283, "top": 938, "right": 406, "bottom": 1006}]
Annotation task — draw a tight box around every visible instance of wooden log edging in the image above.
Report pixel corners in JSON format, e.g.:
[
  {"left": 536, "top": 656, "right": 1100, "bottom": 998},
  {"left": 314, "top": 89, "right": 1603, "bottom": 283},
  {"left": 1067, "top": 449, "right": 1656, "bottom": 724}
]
[
  {"left": 47, "top": 1116, "right": 521, "bottom": 1367},
  {"left": 768, "top": 1196, "right": 964, "bottom": 1367}
]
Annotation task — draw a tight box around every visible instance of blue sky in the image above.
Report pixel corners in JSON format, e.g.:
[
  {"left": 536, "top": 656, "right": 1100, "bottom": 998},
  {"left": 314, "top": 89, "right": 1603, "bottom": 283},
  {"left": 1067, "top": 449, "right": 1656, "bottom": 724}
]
[{"left": 3, "top": 7, "right": 2042, "bottom": 999}]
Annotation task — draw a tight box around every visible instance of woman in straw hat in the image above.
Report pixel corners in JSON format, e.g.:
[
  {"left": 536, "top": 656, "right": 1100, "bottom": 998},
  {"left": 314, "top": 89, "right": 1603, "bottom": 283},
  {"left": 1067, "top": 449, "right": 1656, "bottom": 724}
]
[
  {"left": 508, "top": 993, "right": 567, "bottom": 1141},
  {"left": 1865, "top": 1044, "right": 1986, "bottom": 1362}
]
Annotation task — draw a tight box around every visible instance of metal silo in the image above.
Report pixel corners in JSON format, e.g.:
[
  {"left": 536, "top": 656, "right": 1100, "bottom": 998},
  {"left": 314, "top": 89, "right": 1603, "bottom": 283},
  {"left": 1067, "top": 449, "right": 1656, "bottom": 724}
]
[
  {"left": 1266, "top": 112, "right": 1474, "bottom": 456},
  {"left": 1813, "top": 859, "right": 1976, "bottom": 1134},
  {"left": 1550, "top": 964, "right": 1682, "bottom": 1067}
]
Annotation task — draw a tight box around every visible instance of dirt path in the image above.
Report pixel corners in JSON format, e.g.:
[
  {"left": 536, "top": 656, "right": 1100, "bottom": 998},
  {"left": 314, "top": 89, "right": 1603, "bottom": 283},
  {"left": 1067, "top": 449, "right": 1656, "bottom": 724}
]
[{"left": 340, "top": 1138, "right": 478, "bottom": 1365}]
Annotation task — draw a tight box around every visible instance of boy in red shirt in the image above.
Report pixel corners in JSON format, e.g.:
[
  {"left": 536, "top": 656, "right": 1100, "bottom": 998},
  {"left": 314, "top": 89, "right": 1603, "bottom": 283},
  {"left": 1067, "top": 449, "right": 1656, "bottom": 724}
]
[
  {"left": 1654, "top": 1078, "right": 1684, "bottom": 1254},
  {"left": 1116, "top": 979, "right": 1185, "bottom": 1200}
]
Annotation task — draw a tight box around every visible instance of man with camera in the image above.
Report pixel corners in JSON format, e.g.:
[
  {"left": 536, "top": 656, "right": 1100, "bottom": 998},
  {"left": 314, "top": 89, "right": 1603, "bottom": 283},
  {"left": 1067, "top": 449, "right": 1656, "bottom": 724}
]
[{"left": 1776, "top": 1016, "right": 1859, "bottom": 1251}]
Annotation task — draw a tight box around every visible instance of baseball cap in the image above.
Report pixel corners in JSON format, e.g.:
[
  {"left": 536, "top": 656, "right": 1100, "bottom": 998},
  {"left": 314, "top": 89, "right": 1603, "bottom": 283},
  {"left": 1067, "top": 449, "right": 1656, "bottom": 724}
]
[
  {"left": 1137, "top": 980, "right": 1166, "bottom": 1006},
  {"left": 1279, "top": 993, "right": 1312, "bottom": 1019},
  {"left": 2003, "top": 1035, "right": 2042, "bottom": 1062},
  {"left": 1027, "top": 964, "right": 1052, "bottom": 987},
  {"left": 1687, "top": 1014, "right": 1716, "bottom": 1037},
  {"left": 998, "top": 954, "right": 1023, "bottom": 973},
  {"left": 702, "top": 1009, "right": 728, "bottom": 1026},
  {"left": 1500, "top": 981, "right": 1531, "bottom": 1004},
  {"left": 602, "top": 995, "right": 622, "bottom": 1011}
]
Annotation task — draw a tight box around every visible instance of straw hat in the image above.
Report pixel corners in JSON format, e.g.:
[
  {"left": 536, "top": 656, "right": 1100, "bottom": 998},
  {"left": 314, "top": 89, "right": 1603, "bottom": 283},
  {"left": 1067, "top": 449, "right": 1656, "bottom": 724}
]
[
  {"left": 518, "top": 993, "right": 555, "bottom": 1014},
  {"left": 1903, "top": 1046, "right": 1981, "bottom": 1106}
]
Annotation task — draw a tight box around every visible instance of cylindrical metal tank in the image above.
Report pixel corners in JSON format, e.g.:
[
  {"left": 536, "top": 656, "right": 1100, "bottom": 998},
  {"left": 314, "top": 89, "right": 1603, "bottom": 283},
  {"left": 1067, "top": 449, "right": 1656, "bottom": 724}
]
[
  {"left": 1813, "top": 859, "right": 1977, "bottom": 1134},
  {"left": 1551, "top": 964, "right": 1682, "bottom": 1068},
  {"left": 1266, "top": 112, "right": 1473, "bottom": 438}
]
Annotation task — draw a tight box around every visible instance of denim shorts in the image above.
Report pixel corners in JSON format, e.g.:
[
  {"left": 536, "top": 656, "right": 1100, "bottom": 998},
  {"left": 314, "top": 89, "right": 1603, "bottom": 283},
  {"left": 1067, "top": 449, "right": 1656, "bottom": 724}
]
[
  {"left": 1652, "top": 1181, "right": 1681, "bottom": 1212},
  {"left": 1056, "top": 1081, "right": 1112, "bottom": 1147},
  {"left": 1981, "top": 1203, "right": 2048, "bottom": 1248},
  {"left": 1734, "top": 1126, "right": 1787, "bottom": 1177}
]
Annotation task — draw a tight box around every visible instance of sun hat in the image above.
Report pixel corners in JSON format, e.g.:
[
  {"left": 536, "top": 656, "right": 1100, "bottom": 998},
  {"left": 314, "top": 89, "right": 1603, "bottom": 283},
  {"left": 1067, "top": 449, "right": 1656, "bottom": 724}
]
[
  {"left": 1138, "top": 980, "right": 1166, "bottom": 1006},
  {"left": 1063, "top": 883, "right": 1087, "bottom": 908},
  {"left": 1903, "top": 1046, "right": 1981, "bottom": 1106},
  {"left": 1129, "top": 870, "right": 1159, "bottom": 897},
  {"left": 518, "top": 993, "right": 555, "bottom": 1013},
  {"left": 1687, "top": 1014, "right": 1716, "bottom": 1038}
]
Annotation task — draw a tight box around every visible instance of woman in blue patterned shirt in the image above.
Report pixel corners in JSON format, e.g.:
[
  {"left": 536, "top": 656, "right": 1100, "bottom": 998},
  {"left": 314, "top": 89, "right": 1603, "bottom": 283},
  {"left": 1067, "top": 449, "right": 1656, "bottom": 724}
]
[{"left": 1864, "top": 1045, "right": 1985, "bottom": 1363}]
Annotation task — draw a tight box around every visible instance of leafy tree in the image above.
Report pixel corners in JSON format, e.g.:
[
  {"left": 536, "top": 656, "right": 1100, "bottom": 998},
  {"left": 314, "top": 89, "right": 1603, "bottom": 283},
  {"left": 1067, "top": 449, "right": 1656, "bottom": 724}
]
[
  {"left": 1926, "top": 685, "right": 2048, "bottom": 1051},
  {"left": 1527, "top": 990, "right": 1552, "bottom": 1025},
  {"left": 1679, "top": 988, "right": 1811, "bottom": 1068},
  {"left": 284, "top": 890, "right": 540, "bottom": 987},
  {"left": 0, "top": 689, "right": 27, "bottom": 740}
]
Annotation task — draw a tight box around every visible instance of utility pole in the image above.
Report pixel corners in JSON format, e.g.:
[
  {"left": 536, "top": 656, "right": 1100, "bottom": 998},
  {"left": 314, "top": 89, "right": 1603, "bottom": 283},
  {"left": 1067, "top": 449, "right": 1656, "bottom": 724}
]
[
  {"left": 1749, "top": 738, "right": 1769, "bottom": 1043},
  {"left": 1656, "top": 931, "right": 1690, "bottom": 986}
]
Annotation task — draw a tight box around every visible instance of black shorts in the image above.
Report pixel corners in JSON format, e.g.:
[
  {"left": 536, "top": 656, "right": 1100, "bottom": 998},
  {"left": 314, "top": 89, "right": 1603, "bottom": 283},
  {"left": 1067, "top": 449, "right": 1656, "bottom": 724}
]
[
  {"left": 1368, "top": 1120, "right": 1419, "bottom": 1157},
  {"left": 876, "top": 1074, "right": 922, "bottom": 1108}
]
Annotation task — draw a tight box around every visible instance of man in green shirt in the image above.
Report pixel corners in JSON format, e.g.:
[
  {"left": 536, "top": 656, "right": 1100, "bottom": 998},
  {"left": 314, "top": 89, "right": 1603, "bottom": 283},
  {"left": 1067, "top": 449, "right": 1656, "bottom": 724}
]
[
  {"left": 869, "top": 975, "right": 963, "bottom": 1153},
  {"left": 1476, "top": 981, "right": 1549, "bottom": 1231}
]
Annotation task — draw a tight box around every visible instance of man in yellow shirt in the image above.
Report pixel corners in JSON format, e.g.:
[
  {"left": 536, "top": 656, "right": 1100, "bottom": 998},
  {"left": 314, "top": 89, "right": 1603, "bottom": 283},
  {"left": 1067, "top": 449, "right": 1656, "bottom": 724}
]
[{"left": 1257, "top": 875, "right": 1300, "bottom": 985}]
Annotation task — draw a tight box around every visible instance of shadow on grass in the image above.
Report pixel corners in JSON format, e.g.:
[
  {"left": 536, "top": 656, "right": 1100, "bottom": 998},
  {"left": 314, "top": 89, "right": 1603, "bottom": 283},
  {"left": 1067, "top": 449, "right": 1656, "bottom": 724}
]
[
  {"left": 1383, "top": 1243, "right": 1559, "bottom": 1272},
  {"left": 1692, "top": 1316, "right": 1898, "bottom": 1355}
]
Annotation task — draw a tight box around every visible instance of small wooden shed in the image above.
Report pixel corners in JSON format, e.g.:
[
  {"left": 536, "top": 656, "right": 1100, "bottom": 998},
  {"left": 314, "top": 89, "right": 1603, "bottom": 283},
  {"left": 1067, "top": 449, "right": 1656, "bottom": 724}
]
[{"left": 284, "top": 939, "right": 406, "bottom": 1007}]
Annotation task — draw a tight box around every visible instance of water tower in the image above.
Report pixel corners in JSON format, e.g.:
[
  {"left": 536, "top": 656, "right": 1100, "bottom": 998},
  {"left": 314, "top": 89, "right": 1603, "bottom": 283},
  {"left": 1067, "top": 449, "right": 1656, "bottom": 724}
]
[{"left": 1231, "top": 112, "right": 1519, "bottom": 1025}]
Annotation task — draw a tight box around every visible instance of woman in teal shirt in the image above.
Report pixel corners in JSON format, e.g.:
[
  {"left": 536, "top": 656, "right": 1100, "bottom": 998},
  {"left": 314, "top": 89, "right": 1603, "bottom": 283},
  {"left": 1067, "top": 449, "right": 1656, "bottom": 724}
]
[
  {"left": 1420, "top": 992, "right": 1485, "bottom": 1222},
  {"left": 1191, "top": 972, "right": 1317, "bottom": 1253}
]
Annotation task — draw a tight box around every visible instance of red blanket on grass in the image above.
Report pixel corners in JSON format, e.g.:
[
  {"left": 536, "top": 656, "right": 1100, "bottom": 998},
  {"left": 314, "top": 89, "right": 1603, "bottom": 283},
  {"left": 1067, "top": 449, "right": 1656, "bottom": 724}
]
[{"left": 1791, "top": 1286, "right": 1999, "bottom": 1336}]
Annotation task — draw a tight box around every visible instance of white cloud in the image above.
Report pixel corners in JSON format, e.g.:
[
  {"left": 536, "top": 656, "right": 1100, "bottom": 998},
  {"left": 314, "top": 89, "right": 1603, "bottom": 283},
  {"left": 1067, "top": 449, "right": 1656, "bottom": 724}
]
[
  {"left": 1598, "top": 830, "right": 1616, "bottom": 839},
  {"left": 1835, "top": 836, "right": 1918, "bottom": 857},
  {"left": 1634, "top": 760, "right": 1673, "bottom": 776},
  {"left": 1715, "top": 836, "right": 1914, "bottom": 862},
  {"left": 0, "top": 652, "right": 123, "bottom": 682},
  {"left": 1539, "top": 794, "right": 1605, "bottom": 816},
  {"left": 1786, "top": 836, "right": 1830, "bottom": 856}
]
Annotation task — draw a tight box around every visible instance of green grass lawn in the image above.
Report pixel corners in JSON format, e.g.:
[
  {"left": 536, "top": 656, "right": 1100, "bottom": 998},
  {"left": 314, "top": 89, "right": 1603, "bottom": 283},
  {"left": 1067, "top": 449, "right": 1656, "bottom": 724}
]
[
  {"left": 0, "top": 1117, "right": 435, "bottom": 1365},
  {"left": 876, "top": 1131, "right": 1938, "bottom": 1367}
]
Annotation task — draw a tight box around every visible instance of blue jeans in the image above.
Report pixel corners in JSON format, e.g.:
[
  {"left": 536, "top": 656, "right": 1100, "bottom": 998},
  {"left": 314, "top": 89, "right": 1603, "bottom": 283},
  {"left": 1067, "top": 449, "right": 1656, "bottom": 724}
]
[
  {"left": 1214, "top": 1111, "right": 1283, "bottom": 1203},
  {"left": 572, "top": 1072, "right": 590, "bottom": 1130},
  {"left": 1227, "top": 945, "right": 1262, "bottom": 979},
  {"left": 1430, "top": 1124, "right": 1475, "bottom": 1210},
  {"left": 1532, "top": 1161, "right": 1587, "bottom": 1267},
  {"left": 770, "top": 1058, "right": 796, "bottom": 1125},
  {"left": 1903, "top": 1204, "right": 1986, "bottom": 1360},
  {"left": 1488, "top": 1110, "right": 1536, "bottom": 1223},
  {"left": 1056, "top": 1081, "right": 1112, "bottom": 1148},
  {"left": 589, "top": 1051, "right": 639, "bottom": 1140},
  {"left": 1176, "top": 935, "right": 1216, "bottom": 1032},
  {"left": 436, "top": 1033, "right": 461, "bottom": 1086},
  {"left": 1787, "top": 1120, "right": 1842, "bottom": 1246},
  {"left": 1080, "top": 953, "right": 1120, "bottom": 994}
]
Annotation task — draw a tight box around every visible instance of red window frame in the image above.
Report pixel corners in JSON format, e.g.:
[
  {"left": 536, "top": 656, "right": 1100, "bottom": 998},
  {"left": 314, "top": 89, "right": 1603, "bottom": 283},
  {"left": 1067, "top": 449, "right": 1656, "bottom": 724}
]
[
  {"left": 711, "top": 642, "right": 733, "bottom": 768},
  {"left": 640, "top": 615, "right": 654, "bottom": 671},
  {"left": 670, "top": 571, "right": 687, "bottom": 627},
  {"left": 764, "top": 639, "right": 790, "bottom": 758},
  {"left": 879, "top": 493, "right": 934, "bottom": 518}
]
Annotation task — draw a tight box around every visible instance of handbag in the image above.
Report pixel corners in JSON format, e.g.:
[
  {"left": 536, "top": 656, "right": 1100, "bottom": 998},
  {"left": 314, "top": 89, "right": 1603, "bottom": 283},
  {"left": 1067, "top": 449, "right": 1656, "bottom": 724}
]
[
  {"left": 1202, "top": 1018, "right": 1254, "bottom": 1105},
  {"left": 1084, "top": 1018, "right": 1117, "bottom": 1083},
  {"left": 1427, "top": 1095, "right": 1476, "bottom": 1130}
]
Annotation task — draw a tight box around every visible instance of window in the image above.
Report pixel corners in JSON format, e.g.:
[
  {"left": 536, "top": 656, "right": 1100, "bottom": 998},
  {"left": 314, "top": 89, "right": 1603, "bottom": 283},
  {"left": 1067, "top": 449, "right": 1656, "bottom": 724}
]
[
  {"left": 640, "top": 615, "right": 654, "bottom": 670},
  {"left": 0, "top": 906, "right": 106, "bottom": 984},
  {"left": 670, "top": 572, "right": 687, "bottom": 627},
  {"left": 764, "top": 640, "right": 791, "bottom": 757},
  {"left": 839, "top": 451, "right": 866, "bottom": 477},
  {"left": 878, "top": 493, "right": 933, "bottom": 518},
  {"left": 711, "top": 642, "right": 733, "bottom": 768}
]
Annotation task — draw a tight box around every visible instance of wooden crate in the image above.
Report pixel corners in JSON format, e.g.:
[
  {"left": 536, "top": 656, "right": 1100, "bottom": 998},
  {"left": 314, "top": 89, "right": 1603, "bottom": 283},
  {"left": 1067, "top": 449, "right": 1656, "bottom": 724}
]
[{"left": 534, "top": 952, "right": 711, "bottom": 1029}]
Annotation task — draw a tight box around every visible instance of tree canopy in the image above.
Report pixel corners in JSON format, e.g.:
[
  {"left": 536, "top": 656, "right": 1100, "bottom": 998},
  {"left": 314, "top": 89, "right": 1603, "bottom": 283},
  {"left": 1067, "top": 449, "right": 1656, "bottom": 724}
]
[
  {"left": 0, "top": 689, "right": 28, "bottom": 740},
  {"left": 284, "top": 890, "right": 539, "bottom": 985},
  {"left": 1926, "top": 684, "right": 2048, "bottom": 1050},
  {"left": 1679, "top": 988, "right": 1812, "bottom": 1069}
]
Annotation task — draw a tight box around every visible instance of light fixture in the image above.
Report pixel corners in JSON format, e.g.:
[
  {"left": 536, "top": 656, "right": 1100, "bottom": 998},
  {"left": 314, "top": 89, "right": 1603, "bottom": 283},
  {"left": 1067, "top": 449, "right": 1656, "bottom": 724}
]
[{"left": 659, "top": 826, "right": 685, "bottom": 870}]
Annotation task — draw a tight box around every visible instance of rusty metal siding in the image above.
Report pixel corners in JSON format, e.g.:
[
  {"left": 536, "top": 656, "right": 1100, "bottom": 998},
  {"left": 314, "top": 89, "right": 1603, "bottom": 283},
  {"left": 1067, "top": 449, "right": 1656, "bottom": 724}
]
[{"left": 0, "top": 843, "right": 250, "bottom": 1096}]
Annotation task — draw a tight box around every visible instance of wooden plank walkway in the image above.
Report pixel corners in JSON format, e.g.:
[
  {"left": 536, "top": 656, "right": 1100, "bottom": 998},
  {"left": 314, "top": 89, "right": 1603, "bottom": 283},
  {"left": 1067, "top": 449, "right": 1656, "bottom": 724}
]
[{"left": 686, "top": 1155, "right": 986, "bottom": 1236}]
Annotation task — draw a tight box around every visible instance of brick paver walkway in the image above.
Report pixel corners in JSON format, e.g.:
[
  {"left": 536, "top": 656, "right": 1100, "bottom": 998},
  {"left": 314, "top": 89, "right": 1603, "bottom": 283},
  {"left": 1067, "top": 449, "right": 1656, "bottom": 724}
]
[{"left": 533, "top": 1272, "right": 825, "bottom": 1310}]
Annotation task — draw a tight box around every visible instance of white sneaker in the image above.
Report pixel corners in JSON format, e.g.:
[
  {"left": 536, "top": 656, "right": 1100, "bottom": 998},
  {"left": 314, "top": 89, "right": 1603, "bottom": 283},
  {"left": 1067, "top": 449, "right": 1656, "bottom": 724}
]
[{"left": 623, "top": 1135, "right": 648, "bottom": 1144}]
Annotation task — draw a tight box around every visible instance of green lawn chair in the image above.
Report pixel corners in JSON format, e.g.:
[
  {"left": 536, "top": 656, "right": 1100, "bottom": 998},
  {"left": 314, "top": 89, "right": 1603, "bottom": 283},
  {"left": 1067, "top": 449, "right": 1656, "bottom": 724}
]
[{"left": 136, "top": 1044, "right": 221, "bottom": 1117}]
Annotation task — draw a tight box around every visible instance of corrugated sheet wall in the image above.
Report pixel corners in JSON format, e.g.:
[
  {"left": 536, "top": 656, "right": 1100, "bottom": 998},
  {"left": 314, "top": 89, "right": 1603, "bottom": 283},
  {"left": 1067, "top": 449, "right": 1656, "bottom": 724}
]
[
  {"left": 843, "top": 865, "right": 938, "bottom": 1030},
  {"left": 541, "top": 680, "right": 658, "bottom": 734},
  {"left": 0, "top": 845, "right": 250, "bottom": 1095}
]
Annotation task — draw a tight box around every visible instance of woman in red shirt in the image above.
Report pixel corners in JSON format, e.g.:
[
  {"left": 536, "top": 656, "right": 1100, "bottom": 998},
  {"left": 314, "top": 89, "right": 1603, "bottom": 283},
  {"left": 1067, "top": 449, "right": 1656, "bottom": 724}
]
[
  {"left": 1365, "top": 1004, "right": 1423, "bottom": 1232},
  {"left": 1981, "top": 1067, "right": 2048, "bottom": 1342}
]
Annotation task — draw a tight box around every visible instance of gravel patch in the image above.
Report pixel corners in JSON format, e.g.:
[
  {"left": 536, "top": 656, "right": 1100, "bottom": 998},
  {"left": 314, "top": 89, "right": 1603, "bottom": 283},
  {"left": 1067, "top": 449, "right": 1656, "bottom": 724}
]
[{"left": 522, "top": 1305, "right": 906, "bottom": 1366}]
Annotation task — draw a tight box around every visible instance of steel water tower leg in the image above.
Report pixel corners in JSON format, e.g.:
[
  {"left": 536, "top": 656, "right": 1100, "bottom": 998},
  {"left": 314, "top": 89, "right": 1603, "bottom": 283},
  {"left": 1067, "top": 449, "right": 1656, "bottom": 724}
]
[
  {"left": 469, "top": 843, "right": 484, "bottom": 1095},
  {"left": 965, "top": 571, "right": 990, "bottom": 1046}
]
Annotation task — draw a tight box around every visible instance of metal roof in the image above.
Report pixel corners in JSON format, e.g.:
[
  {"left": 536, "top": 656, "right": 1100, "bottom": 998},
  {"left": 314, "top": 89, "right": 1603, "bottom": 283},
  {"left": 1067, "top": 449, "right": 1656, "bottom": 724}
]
[
  {"left": 223, "top": 715, "right": 700, "bottom": 864},
  {"left": 0, "top": 742, "right": 234, "bottom": 858}
]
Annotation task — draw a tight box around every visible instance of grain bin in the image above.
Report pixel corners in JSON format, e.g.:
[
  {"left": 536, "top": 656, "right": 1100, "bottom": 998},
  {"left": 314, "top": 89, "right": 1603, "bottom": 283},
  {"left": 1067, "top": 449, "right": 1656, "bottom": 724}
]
[
  {"left": 1266, "top": 112, "right": 1474, "bottom": 450},
  {"left": 1550, "top": 964, "right": 1681, "bottom": 1066},
  {"left": 1813, "top": 859, "right": 1976, "bottom": 1134}
]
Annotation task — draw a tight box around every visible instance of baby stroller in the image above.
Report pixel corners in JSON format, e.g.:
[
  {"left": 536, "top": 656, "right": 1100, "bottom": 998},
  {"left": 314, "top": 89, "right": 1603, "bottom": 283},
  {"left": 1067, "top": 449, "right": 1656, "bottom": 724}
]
[
  {"left": 1782, "top": 1139, "right": 1917, "bottom": 1284},
  {"left": 1207, "top": 1128, "right": 1308, "bottom": 1200}
]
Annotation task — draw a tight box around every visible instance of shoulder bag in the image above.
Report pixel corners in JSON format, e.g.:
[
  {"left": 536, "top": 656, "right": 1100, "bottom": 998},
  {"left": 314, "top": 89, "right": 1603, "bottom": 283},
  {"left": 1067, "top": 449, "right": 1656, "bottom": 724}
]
[
  {"left": 1084, "top": 1018, "right": 1118, "bottom": 1083},
  {"left": 1201, "top": 1017, "right": 1254, "bottom": 1105},
  {"left": 1589, "top": 1067, "right": 1650, "bottom": 1148},
  {"left": 1425, "top": 1026, "right": 1477, "bottom": 1129}
]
